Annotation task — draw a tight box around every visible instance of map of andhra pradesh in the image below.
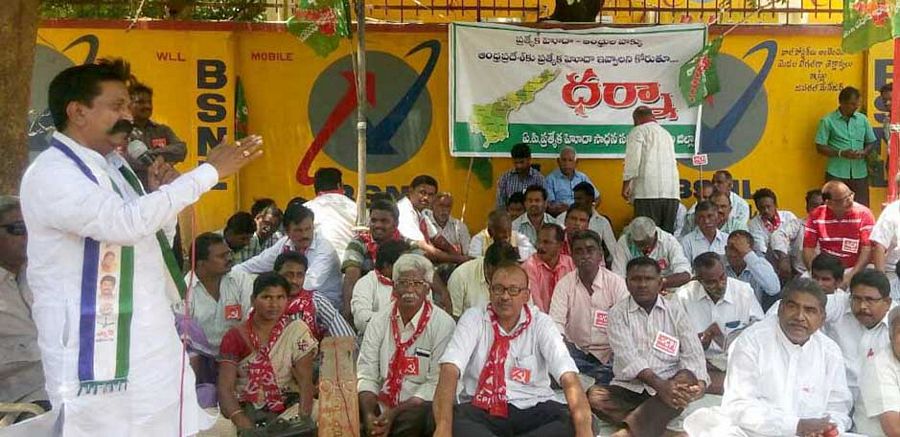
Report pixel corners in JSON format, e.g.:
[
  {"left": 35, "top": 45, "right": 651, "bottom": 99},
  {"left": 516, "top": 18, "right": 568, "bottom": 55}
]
[{"left": 469, "top": 68, "right": 560, "bottom": 146}]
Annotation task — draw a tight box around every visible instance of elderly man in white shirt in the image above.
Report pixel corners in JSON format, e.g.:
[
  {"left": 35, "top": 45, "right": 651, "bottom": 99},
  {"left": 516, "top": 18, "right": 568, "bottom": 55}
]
[
  {"left": 425, "top": 192, "right": 471, "bottom": 256},
  {"left": 681, "top": 200, "right": 730, "bottom": 263},
  {"left": 712, "top": 170, "right": 751, "bottom": 226},
  {"left": 357, "top": 254, "right": 455, "bottom": 437},
  {"left": 612, "top": 216, "right": 691, "bottom": 290},
  {"left": 825, "top": 270, "right": 897, "bottom": 425},
  {"left": 18, "top": 59, "right": 261, "bottom": 435},
  {"left": 397, "top": 175, "right": 469, "bottom": 267},
  {"left": 448, "top": 242, "right": 520, "bottom": 319},
  {"left": 351, "top": 239, "right": 407, "bottom": 334},
  {"left": 721, "top": 278, "right": 853, "bottom": 436},
  {"left": 433, "top": 262, "right": 593, "bottom": 437},
  {"left": 468, "top": 209, "right": 535, "bottom": 261},
  {"left": 675, "top": 252, "right": 764, "bottom": 394},
  {"left": 621, "top": 106, "right": 681, "bottom": 234},
  {"left": 304, "top": 167, "right": 357, "bottom": 262},
  {"left": 235, "top": 203, "right": 343, "bottom": 309},
  {"left": 591, "top": 257, "right": 709, "bottom": 437},
  {"left": 857, "top": 307, "right": 900, "bottom": 436}
]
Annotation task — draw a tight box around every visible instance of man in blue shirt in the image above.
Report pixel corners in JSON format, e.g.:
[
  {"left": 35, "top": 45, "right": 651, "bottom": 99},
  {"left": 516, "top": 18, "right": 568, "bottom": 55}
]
[
  {"left": 815, "top": 86, "right": 878, "bottom": 206},
  {"left": 545, "top": 146, "right": 597, "bottom": 216},
  {"left": 724, "top": 230, "right": 782, "bottom": 311}
]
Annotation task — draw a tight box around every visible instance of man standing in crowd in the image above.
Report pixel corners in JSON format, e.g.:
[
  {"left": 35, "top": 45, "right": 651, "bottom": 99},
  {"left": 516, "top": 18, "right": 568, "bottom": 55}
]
[
  {"left": 675, "top": 252, "right": 764, "bottom": 394},
  {"left": 550, "top": 230, "right": 628, "bottom": 385},
  {"left": 712, "top": 171, "right": 750, "bottom": 225},
  {"left": 357, "top": 254, "right": 455, "bottom": 437},
  {"left": 305, "top": 167, "right": 357, "bottom": 261},
  {"left": 748, "top": 188, "right": 796, "bottom": 255},
  {"left": 622, "top": 106, "right": 681, "bottom": 234},
  {"left": 126, "top": 82, "right": 187, "bottom": 186},
  {"left": 0, "top": 196, "right": 48, "bottom": 414},
  {"left": 433, "top": 263, "right": 593, "bottom": 436},
  {"left": 612, "top": 216, "right": 691, "bottom": 290},
  {"left": 512, "top": 185, "right": 557, "bottom": 246},
  {"left": 815, "top": 86, "right": 878, "bottom": 206},
  {"left": 681, "top": 201, "right": 729, "bottom": 262},
  {"left": 523, "top": 223, "right": 574, "bottom": 312},
  {"left": 546, "top": 146, "right": 596, "bottom": 216},
  {"left": 20, "top": 59, "right": 262, "bottom": 435},
  {"left": 804, "top": 181, "right": 875, "bottom": 287},
  {"left": 495, "top": 143, "right": 545, "bottom": 208},
  {"left": 590, "top": 257, "right": 709, "bottom": 436}
]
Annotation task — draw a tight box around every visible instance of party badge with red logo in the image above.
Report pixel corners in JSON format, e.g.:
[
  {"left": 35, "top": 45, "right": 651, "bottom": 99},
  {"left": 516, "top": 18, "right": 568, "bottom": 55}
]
[
  {"left": 593, "top": 310, "right": 609, "bottom": 329},
  {"left": 224, "top": 304, "right": 243, "bottom": 321},
  {"left": 400, "top": 356, "right": 420, "bottom": 376},
  {"left": 510, "top": 367, "right": 532, "bottom": 384},
  {"left": 657, "top": 258, "right": 668, "bottom": 270},
  {"left": 652, "top": 331, "right": 679, "bottom": 357},
  {"left": 151, "top": 137, "right": 168, "bottom": 148}
]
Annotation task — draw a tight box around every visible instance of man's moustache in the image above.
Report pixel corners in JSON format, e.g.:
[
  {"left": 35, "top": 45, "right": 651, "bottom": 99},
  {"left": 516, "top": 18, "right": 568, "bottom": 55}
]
[{"left": 107, "top": 119, "right": 134, "bottom": 135}]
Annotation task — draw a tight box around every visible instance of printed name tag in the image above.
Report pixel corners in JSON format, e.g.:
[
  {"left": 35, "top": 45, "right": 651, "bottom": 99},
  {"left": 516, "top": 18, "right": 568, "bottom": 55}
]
[
  {"left": 510, "top": 367, "right": 532, "bottom": 384},
  {"left": 842, "top": 238, "right": 859, "bottom": 254},
  {"left": 593, "top": 310, "right": 609, "bottom": 329},
  {"left": 151, "top": 137, "right": 168, "bottom": 148},
  {"left": 224, "top": 304, "right": 242, "bottom": 321},
  {"left": 653, "top": 331, "right": 680, "bottom": 357},
  {"left": 414, "top": 347, "right": 432, "bottom": 358},
  {"left": 400, "top": 356, "right": 420, "bottom": 376}
]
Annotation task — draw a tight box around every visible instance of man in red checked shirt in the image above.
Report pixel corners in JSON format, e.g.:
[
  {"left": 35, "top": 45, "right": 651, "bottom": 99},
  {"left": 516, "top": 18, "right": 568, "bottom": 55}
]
[{"left": 803, "top": 181, "right": 876, "bottom": 288}]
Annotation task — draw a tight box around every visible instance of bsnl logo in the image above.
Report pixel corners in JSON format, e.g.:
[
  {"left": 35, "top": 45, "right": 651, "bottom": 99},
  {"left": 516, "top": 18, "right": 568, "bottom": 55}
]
[{"left": 561, "top": 68, "right": 678, "bottom": 120}]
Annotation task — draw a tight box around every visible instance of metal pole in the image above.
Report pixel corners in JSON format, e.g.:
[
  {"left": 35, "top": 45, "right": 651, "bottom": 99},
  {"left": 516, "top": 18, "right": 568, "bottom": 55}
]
[
  {"left": 888, "top": 37, "right": 900, "bottom": 203},
  {"left": 355, "top": 0, "right": 368, "bottom": 227}
]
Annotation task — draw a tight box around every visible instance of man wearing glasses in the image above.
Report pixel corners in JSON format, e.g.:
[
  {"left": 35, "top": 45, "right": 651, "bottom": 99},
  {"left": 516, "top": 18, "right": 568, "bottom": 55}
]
[
  {"left": 803, "top": 181, "right": 875, "bottom": 288},
  {"left": 433, "top": 262, "right": 593, "bottom": 436},
  {"left": 0, "top": 195, "right": 48, "bottom": 417}
]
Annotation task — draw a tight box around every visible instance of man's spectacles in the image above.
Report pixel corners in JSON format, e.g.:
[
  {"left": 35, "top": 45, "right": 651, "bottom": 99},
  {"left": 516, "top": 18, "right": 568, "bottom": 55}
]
[
  {"left": 0, "top": 221, "right": 26, "bottom": 236},
  {"left": 395, "top": 279, "right": 428, "bottom": 289},
  {"left": 489, "top": 284, "right": 528, "bottom": 297}
]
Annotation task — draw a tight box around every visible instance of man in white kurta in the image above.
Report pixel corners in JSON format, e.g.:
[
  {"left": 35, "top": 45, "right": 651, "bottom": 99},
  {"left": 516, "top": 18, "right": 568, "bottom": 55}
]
[
  {"left": 18, "top": 60, "right": 261, "bottom": 436},
  {"left": 721, "top": 279, "right": 852, "bottom": 436}
]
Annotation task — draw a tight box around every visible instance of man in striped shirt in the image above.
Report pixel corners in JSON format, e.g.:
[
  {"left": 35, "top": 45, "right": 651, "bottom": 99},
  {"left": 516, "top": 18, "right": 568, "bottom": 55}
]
[
  {"left": 589, "top": 257, "right": 709, "bottom": 437},
  {"left": 495, "top": 143, "right": 545, "bottom": 208},
  {"left": 803, "top": 181, "right": 875, "bottom": 287}
]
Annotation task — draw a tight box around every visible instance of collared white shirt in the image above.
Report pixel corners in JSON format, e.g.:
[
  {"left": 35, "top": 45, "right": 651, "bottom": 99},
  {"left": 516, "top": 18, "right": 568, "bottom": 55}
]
[
  {"left": 549, "top": 268, "right": 629, "bottom": 363},
  {"left": 20, "top": 132, "right": 216, "bottom": 435},
  {"left": 681, "top": 228, "right": 729, "bottom": 263},
  {"left": 512, "top": 212, "right": 558, "bottom": 246},
  {"left": 722, "top": 317, "right": 853, "bottom": 436},
  {"left": 728, "top": 192, "right": 751, "bottom": 226},
  {"left": 350, "top": 270, "right": 395, "bottom": 334},
  {"left": 622, "top": 121, "right": 680, "bottom": 200},
  {"left": 305, "top": 192, "right": 358, "bottom": 262},
  {"left": 674, "top": 278, "right": 764, "bottom": 369},
  {"left": 0, "top": 267, "right": 46, "bottom": 403},
  {"left": 234, "top": 231, "right": 343, "bottom": 309},
  {"left": 770, "top": 215, "right": 810, "bottom": 274},
  {"left": 612, "top": 227, "right": 691, "bottom": 278},
  {"left": 765, "top": 290, "right": 848, "bottom": 339},
  {"left": 870, "top": 200, "right": 900, "bottom": 300},
  {"left": 467, "top": 228, "right": 535, "bottom": 261},
  {"left": 440, "top": 304, "right": 578, "bottom": 409},
  {"left": 357, "top": 303, "right": 455, "bottom": 406},
  {"left": 608, "top": 295, "right": 710, "bottom": 394},
  {"left": 447, "top": 258, "right": 490, "bottom": 318},
  {"left": 674, "top": 203, "right": 687, "bottom": 238},
  {"left": 397, "top": 197, "right": 437, "bottom": 242},
  {"left": 557, "top": 210, "right": 617, "bottom": 257},
  {"left": 748, "top": 210, "right": 798, "bottom": 254},
  {"left": 857, "top": 349, "right": 900, "bottom": 436},
  {"left": 179, "top": 269, "right": 256, "bottom": 349},
  {"left": 823, "top": 292, "right": 896, "bottom": 402},
  {"left": 425, "top": 211, "right": 471, "bottom": 255}
]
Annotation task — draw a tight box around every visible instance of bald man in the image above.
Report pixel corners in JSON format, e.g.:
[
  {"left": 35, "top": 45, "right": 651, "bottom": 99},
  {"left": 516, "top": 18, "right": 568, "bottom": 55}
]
[{"left": 803, "top": 181, "right": 875, "bottom": 287}]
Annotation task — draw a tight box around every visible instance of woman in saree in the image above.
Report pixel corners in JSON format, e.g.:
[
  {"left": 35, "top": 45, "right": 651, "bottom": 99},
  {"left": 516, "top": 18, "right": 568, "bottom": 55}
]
[{"left": 218, "top": 272, "right": 318, "bottom": 435}]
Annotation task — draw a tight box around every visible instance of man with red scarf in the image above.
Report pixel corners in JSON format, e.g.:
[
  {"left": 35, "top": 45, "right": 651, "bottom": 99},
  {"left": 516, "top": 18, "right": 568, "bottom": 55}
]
[
  {"left": 341, "top": 199, "right": 412, "bottom": 317},
  {"left": 433, "top": 263, "right": 593, "bottom": 436},
  {"left": 748, "top": 188, "right": 797, "bottom": 255},
  {"left": 357, "top": 254, "right": 455, "bottom": 437},
  {"left": 274, "top": 251, "right": 356, "bottom": 341}
]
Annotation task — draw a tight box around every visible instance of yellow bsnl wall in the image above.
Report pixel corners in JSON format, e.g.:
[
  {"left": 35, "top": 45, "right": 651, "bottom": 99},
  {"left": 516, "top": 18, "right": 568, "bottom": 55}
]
[{"left": 34, "top": 24, "right": 872, "bottom": 237}]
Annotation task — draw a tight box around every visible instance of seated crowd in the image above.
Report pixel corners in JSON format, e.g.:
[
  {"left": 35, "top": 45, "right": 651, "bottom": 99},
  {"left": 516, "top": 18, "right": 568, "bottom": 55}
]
[{"left": 5, "top": 140, "right": 900, "bottom": 437}]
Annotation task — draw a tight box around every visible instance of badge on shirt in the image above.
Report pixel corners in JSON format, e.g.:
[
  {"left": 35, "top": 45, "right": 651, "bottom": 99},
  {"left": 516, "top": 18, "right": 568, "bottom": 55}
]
[
  {"left": 414, "top": 347, "right": 432, "bottom": 358},
  {"left": 224, "top": 304, "right": 242, "bottom": 321},
  {"left": 593, "top": 310, "right": 609, "bottom": 329},
  {"left": 657, "top": 258, "right": 668, "bottom": 271},
  {"left": 842, "top": 238, "right": 859, "bottom": 254},
  {"left": 151, "top": 137, "right": 168, "bottom": 149},
  {"left": 510, "top": 367, "right": 532, "bottom": 384},
  {"left": 400, "top": 356, "right": 420, "bottom": 376},
  {"left": 652, "top": 331, "right": 680, "bottom": 357}
]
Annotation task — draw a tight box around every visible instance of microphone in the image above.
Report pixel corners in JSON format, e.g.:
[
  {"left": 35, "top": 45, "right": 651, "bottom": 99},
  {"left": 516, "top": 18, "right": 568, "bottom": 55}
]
[{"left": 126, "top": 138, "right": 155, "bottom": 166}]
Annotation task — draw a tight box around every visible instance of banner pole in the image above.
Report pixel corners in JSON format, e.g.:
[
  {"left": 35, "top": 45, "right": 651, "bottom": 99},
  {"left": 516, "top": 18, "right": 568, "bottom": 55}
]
[
  {"left": 354, "top": 0, "right": 368, "bottom": 227},
  {"left": 889, "top": 37, "right": 900, "bottom": 202},
  {"left": 461, "top": 157, "right": 475, "bottom": 223}
]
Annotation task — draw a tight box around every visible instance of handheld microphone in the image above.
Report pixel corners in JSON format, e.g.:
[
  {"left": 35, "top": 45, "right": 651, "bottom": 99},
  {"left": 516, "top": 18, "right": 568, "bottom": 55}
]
[{"left": 126, "top": 138, "right": 155, "bottom": 166}]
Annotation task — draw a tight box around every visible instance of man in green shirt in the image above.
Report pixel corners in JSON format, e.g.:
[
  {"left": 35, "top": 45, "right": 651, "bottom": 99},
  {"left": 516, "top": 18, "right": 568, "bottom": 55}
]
[{"left": 815, "top": 86, "right": 878, "bottom": 206}]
